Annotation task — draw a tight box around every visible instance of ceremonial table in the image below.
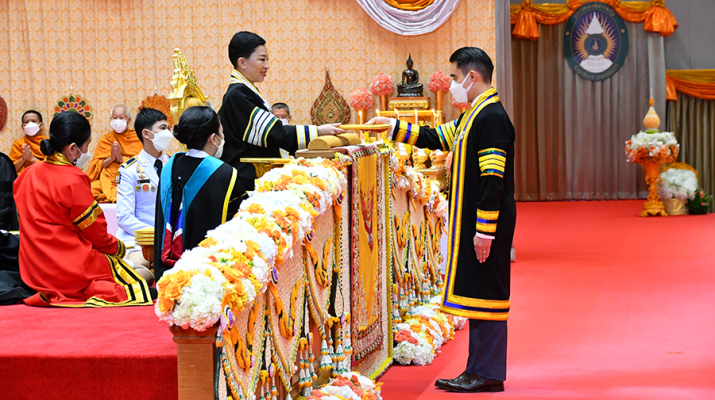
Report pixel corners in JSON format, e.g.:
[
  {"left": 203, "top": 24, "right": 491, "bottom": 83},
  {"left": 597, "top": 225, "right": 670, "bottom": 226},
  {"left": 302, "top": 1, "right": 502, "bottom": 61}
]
[{"left": 149, "top": 142, "right": 447, "bottom": 400}]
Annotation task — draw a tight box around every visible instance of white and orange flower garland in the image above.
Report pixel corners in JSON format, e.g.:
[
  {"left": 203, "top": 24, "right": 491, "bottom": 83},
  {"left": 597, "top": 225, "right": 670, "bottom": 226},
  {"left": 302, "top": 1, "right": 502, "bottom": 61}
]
[
  {"left": 155, "top": 158, "right": 347, "bottom": 333},
  {"left": 393, "top": 297, "right": 467, "bottom": 366},
  {"left": 154, "top": 150, "right": 446, "bottom": 335},
  {"left": 307, "top": 371, "right": 382, "bottom": 400}
]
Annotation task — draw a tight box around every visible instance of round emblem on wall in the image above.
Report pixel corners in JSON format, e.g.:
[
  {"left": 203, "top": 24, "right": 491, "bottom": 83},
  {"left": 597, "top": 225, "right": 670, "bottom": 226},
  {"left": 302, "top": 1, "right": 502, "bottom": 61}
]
[
  {"left": 564, "top": 2, "right": 628, "bottom": 81},
  {"left": 0, "top": 95, "right": 7, "bottom": 132}
]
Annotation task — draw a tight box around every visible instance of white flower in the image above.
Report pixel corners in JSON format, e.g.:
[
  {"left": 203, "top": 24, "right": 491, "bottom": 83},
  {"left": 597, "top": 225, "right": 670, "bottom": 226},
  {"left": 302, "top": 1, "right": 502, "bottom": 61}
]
[
  {"left": 241, "top": 277, "right": 257, "bottom": 301},
  {"left": 627, "top": 131, "right": 678, "bottom": 153},
  {"left": 412, "top": 341, "right": 435, "bottom": 366},
  {"left": 320, "top": 386, "right": 361, "bottom": 400},
  {"left": 393, "top": 341, "right": 417, "bottom": 365},
  {"left": 166, "top": 267, "right": 227, "bottom": 331},
  {"left": 659, "top": 168, "right": 698, "bottom": 200},
  {"left": 340, "top": 372, "right": 377, "bottom": 391}
]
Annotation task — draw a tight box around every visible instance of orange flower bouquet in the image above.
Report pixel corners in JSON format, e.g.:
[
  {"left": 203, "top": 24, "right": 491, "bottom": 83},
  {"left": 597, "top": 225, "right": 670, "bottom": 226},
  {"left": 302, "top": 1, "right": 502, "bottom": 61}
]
[
  {"left": 370, "top": 72, "right": 394, "bottom": 96},
  {"left": 349, "top": 87, "right": 374, "bottom": 110}
]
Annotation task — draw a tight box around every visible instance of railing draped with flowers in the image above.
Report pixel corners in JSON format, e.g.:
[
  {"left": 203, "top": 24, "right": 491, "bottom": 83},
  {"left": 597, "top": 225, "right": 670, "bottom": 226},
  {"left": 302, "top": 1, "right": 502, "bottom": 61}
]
[{"left": 156, "top": 145, "right": 449, "bottom": 399}]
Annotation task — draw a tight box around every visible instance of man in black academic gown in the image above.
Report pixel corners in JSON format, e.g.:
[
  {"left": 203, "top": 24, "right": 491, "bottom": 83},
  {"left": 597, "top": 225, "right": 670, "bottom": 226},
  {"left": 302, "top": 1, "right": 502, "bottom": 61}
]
[
  {"left": 218, "top": 31, "right": 344, "bottom": 191},
  {"left": 369, "top": 47, "right": 516, "bottom": 393}
]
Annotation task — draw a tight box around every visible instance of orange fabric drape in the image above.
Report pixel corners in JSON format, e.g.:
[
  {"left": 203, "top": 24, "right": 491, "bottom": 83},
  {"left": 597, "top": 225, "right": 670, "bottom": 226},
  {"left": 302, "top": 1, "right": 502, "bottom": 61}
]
[
  {"left": 383, "top": 0, "right": 434, "bottom": 11},
  {"left": 510, "top": 0, "right": 678, "bottom": 41},
  {"left": 666, "top": 70, "right": 715, "bottom": 101}
]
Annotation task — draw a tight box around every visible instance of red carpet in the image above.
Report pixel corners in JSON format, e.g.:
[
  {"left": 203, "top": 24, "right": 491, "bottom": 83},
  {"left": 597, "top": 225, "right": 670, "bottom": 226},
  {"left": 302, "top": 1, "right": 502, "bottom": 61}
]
[
  {"left": 2, "top": 201, "right": 714, "bottom": 399},
  {"left": 0, "top": 305, "right": 177, "bottom": 400},
  {"left": 379, "top": 200, "right": 715, "bottom": 399}
]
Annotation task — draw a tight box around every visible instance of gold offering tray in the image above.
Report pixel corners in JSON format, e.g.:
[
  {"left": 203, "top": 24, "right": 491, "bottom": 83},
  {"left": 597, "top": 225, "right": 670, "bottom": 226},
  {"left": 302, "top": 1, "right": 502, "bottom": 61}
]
[
  {"left": 338, "top": 124, "right": 390, "bottom": 132},
  {"left": 295, "top": 148, "right": 349, "bottom": 159},
  {"left": 134, "top": 228, "right": 155, "bottom": 264}
]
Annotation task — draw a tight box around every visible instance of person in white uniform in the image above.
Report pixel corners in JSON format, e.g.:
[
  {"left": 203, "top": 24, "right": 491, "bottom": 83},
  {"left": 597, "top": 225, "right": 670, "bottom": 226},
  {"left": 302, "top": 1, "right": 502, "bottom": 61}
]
[{"left": 116, "top": 108, "right": 173, "bottom": 276}]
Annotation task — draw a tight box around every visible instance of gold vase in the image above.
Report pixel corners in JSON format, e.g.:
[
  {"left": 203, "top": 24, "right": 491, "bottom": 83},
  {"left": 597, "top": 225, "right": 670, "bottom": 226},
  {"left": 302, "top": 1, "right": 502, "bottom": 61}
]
[
  {"left": 379, "top": 95, "right": 389, "bottom": 111},
  {"left": 435, "top": 91, "right": 444, "bottom": 111},
  {"left": 639, "top": 160, "right": 668, "bottom": 217},
  {"left": 663, "top": 198, "right": 688, "bottom": 215}
]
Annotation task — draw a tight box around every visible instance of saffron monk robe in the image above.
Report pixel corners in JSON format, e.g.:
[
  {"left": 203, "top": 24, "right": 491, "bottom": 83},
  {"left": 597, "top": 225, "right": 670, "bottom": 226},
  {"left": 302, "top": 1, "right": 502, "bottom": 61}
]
[
  {"left": 14, "top": 112, "right": 153, "bottom": 307},
  {"left": 86, "top": 105, "right": 143, "bottom": 202},
  {"left": 9, "top": 110, "right": 50, "bottom": 174},
  {"left": 368, "top": 47, "right": 515, "bottom": 393}
]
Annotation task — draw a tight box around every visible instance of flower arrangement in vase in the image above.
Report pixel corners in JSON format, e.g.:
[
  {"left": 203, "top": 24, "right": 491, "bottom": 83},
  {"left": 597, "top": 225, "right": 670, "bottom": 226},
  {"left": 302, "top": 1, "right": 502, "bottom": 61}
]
[
  {"left": 625, "top": 99, "right": 679, "bottom": 217},
  {"left": 428, "top": 71, "right": 450, "bottom": 111},
  {"left": 349, "top": 87, "right": 374, "bottom": 124},
  {"left": 370, "top": 73, "right": 394, "bottom": 110},
  {"left": 658, "top": 166, "right": 697, "bottom": 215}
]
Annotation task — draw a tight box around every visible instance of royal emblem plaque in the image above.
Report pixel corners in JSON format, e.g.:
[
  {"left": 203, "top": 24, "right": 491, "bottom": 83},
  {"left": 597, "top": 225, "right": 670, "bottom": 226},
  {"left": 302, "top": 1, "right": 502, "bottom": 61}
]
[{"left": 564, "top": 2, "right": 629, "bottom": 82}]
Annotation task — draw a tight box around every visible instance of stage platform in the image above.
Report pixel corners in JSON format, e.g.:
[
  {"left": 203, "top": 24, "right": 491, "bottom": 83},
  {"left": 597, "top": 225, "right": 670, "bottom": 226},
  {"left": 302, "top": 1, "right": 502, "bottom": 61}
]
[
  {"left": 0, "top": 305, "right": 177, "bottom": 400},
  {"left": 3, "top": 200, "right": 714, "bottom": 400}
]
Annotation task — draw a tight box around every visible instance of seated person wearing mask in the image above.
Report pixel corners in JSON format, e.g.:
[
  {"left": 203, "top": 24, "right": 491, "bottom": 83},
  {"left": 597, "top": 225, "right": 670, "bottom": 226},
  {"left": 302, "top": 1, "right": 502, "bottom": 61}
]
[
  {"left": 14, "top": 112, "right": 153, "bottom": 307},
  {"left": 86, "top": 105, "right": 143, "bottom": 202},
  {"left": 9, "top": 110, "right": 50, "bottom": 174},
  {"left": 116, "top": 108, "right": 172, "bottom": 271},
  {"left": 153, "top": 106, "right": 246, "bottom": 280},
  {"left": 271, "top": 102, "right": 292, "bottom": 125}
]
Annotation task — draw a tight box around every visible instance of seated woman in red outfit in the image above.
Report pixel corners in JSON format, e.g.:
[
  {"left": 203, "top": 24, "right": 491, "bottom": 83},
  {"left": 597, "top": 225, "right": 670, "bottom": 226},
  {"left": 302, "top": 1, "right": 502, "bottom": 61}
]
[{"left": 13, "top": 112, "right": 154, "bottom": 307}]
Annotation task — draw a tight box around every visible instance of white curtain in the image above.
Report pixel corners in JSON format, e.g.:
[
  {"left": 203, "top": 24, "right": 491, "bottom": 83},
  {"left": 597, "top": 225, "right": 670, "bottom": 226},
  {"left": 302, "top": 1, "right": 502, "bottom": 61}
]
[{"left": 355, "top": 0, "right": 461, "bottom": 36}]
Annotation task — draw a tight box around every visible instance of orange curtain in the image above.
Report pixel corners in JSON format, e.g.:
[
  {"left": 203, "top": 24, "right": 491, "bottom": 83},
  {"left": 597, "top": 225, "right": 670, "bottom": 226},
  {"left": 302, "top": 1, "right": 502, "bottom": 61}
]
[
  {"left": 510, "top": 0, "right": 678, "bottom": 41},
  {"left": 666, "top": 70, "right": 715, "bottom": 101}
]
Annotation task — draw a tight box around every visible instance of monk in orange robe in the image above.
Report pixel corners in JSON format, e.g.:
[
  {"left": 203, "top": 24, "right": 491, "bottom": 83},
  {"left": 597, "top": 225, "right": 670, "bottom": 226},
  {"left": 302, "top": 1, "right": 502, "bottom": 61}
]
[
  {"left": 86, "top": 105, "right": 143, "bottom": 202},
  {"left": 14, "top": 111, "right": 152, "bottom": 307},
  {"left": 8, "top": 110, "right": 50, "bottom": 174}
]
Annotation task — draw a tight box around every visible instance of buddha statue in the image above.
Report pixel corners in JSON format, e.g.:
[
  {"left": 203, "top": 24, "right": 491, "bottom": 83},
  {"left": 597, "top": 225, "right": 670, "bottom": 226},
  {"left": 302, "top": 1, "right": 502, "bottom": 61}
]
[{"left": 397, "top": 54, "right": 423, "bottom": 97}]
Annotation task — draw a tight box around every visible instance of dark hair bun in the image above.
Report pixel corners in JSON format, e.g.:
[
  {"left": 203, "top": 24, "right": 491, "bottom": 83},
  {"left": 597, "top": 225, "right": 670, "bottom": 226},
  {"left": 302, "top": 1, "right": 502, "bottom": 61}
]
[
  {"left": 174, "top": 107, "right": 220, "bottom": 150},
  {"left": 40, "top": 139, "right": 54, "bottom": 156},
  {"left": 46, "top": 112, "right": 91, "bottom": 156}
]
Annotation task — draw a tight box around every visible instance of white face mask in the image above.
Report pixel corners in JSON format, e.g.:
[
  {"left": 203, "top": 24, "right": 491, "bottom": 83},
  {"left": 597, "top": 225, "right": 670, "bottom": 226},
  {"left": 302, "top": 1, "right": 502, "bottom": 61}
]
[
  {"left": 449, "top": 74, "right": 474, "bottom": 105},
  {"left": 73, "top": 147, "right": 92, "bottom": 169},
  {"left": 23, "top": 122, "right": 41, "bottom": 137},
  {"left": 148, "top": 129, "right": 174, "bottom": 152},
  {"left": 213, "top": 135, "right": 225, "bottom": 159},
  {"left": 279, "top": 118, "right": 290, "bottom": 126},
  {"left": 111, "top": 119, "right": 128, "bottom": 133}
]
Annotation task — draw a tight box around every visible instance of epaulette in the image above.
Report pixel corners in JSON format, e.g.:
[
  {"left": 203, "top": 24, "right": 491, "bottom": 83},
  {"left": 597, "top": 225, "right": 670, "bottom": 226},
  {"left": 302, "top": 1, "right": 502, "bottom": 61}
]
[{"left": 120, "top": 156, "right": 138, "bottom": 169}]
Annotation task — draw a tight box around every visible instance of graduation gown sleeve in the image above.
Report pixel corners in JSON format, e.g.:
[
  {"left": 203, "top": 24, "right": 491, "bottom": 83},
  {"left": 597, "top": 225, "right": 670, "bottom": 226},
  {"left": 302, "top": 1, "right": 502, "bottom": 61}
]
[
  {"left": 386, "top": 116, "right": 463, "bottom": 151},
  {"left": 473, "top": 112, "right": 513, "bottom": 239},
  {"left": 219, "top": 84, "right": 319, "bottom": 190},
  {"left": 220, "top": 84, "right": 318, "bottom": 153}
]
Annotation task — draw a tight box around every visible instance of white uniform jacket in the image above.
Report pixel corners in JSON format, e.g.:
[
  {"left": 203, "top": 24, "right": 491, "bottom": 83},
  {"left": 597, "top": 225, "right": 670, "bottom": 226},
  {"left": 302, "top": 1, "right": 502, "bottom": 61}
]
[{"left": 115, "top": 149, "right": 169, "bottom": 247}]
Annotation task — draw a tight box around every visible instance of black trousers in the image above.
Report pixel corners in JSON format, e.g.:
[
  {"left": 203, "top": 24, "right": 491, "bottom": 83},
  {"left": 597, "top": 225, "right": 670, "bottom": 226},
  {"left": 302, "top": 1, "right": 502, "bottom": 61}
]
[{"left": 466, "top": 319, "right": 507, "bottom": 381}]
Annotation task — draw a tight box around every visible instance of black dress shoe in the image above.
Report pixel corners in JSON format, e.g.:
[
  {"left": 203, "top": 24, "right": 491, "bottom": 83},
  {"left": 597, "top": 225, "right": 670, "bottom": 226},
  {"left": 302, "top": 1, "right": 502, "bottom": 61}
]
[
  {"left": 443, "top": 373, "right": 504, "bottom": 393},
  {"left": 435, "top": 371, "right": 469, "bottom": 389}
]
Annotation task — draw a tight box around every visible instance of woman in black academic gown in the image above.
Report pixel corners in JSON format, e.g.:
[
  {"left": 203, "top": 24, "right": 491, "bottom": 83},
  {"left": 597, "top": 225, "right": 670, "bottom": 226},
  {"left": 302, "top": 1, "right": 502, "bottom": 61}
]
[
  {"left": 218, "top": 31, "right": 344, "bottom": 191},
  {"left": 153, "top": 106, "right": 246, "bottom": 280}
]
